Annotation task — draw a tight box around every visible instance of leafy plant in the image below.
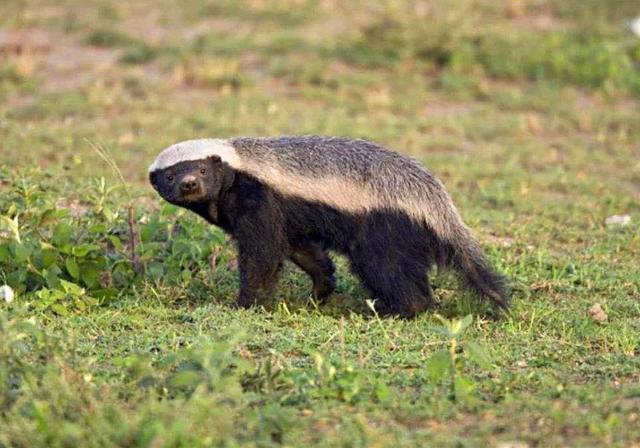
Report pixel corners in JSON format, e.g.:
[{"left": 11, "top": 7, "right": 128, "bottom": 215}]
[
  {"left": 119, "top": 43, "right": 157, "bottom": 65},
  {"left": 245, "top": 350, "right": 391, "bottom": 406},
  {"left": 0, "top": 178, "right": 117, "bottom": 303},
  {"left": 84, "top": 29, "right": 137, "bottom": 48},
  {"left": 34, "top": 279, "right": 97, "bottom": 314},
  {"left": 0, "top": 169, "right": 227, "bottom": 313},
  {"left": 427, "top": 314, "right": 493, "bottom": 402}
]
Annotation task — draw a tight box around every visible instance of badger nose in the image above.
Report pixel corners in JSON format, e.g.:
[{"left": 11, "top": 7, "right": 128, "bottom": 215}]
[{"left": 180, "top": 176, "right": 199, "bottom": 193}]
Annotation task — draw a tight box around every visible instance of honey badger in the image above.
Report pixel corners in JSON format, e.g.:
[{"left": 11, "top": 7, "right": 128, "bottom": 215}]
[{"left": 149, "top": 136, "right": 509, "bottom": 317}]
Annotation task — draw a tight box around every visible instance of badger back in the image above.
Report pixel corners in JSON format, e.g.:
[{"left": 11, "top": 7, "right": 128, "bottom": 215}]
[{"left": 230, "top": 136, "right": 464, "bottom": 239}]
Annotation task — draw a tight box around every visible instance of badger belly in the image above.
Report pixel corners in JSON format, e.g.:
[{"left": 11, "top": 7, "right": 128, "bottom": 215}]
[{"left": 280, "top": 194, "right": 439, "bottom": 262}]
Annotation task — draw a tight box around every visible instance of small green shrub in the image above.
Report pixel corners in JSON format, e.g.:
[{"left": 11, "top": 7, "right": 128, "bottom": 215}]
[
  {"left": 426, "top": 314, "right": 494, "bottom": 402},
  {"left": 84, "top": 29, "right": 137, "bottom": 48},
  {"left": 0, "top": 169, "right": 226, "bottom": 314},
  {"left": 119, "top": 44, "right": 157, "bottom": 65},
  {"left": 0, "top": 63, "right": 38, "bottom": 100}
]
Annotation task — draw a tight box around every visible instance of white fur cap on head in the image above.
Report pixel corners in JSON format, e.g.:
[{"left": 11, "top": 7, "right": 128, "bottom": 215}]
[{"left": 148, "top": 139, "right": 240, "bottom": 173}]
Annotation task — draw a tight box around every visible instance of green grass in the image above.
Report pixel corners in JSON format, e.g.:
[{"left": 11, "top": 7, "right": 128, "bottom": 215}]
[{"left": 1, "top": 0, "right": 640, "bottom": 446}]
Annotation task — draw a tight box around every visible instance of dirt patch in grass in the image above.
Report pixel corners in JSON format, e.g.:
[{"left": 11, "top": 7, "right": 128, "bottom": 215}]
[
  {"left": 0, "top": 28, "right": 51, "bottom": 54},
  {"left": 509, "top": 10, "right": 563, "bottom": 32},
  {"left": 423, "top": 100, "right": 473, "bottom": 118},
  {"left": 44, "top": 35, "right": 120, "bottom": 91}
]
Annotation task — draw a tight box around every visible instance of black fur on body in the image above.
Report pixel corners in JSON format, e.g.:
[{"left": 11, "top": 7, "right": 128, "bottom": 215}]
[{"left": 149, "top": 136, "right": 510, "bottom": 317}]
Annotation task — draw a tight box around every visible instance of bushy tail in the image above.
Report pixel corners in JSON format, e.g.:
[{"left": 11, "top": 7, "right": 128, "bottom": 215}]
[{"left": 448, "top": 229, "right": 511, "bottom": 310}]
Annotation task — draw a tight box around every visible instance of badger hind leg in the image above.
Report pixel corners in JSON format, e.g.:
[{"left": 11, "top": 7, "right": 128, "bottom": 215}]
[
  {"left": 349, "top": 212, "right": 435, "bottom": 318},
  {"left": 290, "top": 244, "right": 336, "bottom": 301},
  {"left": 349, "top": 251, "right": 433, "bottom": 317}
]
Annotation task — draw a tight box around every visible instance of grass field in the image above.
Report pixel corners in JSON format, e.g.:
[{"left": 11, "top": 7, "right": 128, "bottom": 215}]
[{"left": 1, "top": 0, "right": 640, "bottom": 446}]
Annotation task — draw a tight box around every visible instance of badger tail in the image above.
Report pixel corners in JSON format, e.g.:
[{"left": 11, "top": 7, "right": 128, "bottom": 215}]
[{"left": 445, "top": 227, "right": 511, "bottom": 310}]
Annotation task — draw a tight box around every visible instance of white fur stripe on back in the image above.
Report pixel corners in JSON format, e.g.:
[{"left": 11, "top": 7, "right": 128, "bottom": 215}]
[{"left": 148, "top": 139, "right": 240, "bottom": 173}]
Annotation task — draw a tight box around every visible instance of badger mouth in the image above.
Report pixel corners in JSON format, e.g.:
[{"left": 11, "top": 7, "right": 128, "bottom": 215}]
[{"left": 179, "top": 191, "right": 206, "bottom": 202}]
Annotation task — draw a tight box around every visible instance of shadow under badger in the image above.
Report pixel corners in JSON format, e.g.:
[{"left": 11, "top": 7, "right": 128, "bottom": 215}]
[{"left": 149, "top": 136, "right": 510, "bottom": 317}]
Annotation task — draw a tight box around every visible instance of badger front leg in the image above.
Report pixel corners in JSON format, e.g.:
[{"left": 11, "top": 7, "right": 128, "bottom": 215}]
[
  {"left": 233, "top": 207, "right": 288, "bottom": 309},
  {"left": 236, "top": 252, "right": 284, "bottom": 308}
]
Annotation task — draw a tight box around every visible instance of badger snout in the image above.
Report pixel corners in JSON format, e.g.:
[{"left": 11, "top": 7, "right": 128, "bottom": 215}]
[{"left": 179, "top": 175, "right": 201, "bottom": 195}]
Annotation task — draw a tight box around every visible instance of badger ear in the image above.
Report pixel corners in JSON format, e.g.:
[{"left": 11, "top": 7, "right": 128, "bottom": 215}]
[
  {"left": 207, "top": 155, "right": 222, "bottom": 165},
  {"left": 220, "top": 162, "right": 236, "bottom": 192}
]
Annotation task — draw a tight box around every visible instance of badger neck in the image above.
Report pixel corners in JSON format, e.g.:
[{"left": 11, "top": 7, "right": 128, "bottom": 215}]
[{"left": 182, "top": 184, "right": 233, "bottom": 232}]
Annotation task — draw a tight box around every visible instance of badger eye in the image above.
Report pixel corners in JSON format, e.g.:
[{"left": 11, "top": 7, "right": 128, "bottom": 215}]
[
  {"left": 200, "top": 168, "right": 206, "bottom": 175},
  {"left": 166, "top": 175, "right": 174, "bottom": 182}
]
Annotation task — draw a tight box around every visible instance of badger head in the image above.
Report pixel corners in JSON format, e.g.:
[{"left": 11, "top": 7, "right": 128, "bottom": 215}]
[{"left": 149, "top": 139, "right": 237, "bottom": 207}]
